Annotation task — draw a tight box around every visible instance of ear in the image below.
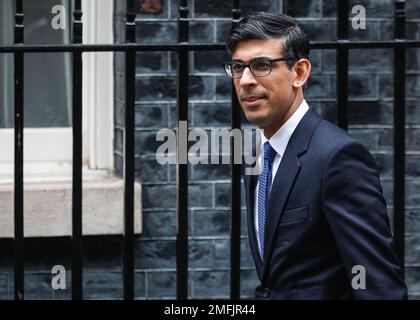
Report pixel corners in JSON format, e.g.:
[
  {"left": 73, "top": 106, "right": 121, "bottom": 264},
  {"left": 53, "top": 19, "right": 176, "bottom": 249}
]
[{"left": 292, "top": 59, "right": 311, "bottom": 88}]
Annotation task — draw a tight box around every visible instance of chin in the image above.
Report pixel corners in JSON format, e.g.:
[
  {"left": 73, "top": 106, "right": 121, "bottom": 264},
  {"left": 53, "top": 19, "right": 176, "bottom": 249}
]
[{"left": 244, "top": 111, "right": 268, "bottom": 127}]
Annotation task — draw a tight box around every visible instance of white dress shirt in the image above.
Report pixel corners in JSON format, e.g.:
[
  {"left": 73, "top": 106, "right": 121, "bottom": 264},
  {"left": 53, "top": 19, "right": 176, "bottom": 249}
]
[{"left": 254, "top": 99, "right": 309, "bottom": 252}]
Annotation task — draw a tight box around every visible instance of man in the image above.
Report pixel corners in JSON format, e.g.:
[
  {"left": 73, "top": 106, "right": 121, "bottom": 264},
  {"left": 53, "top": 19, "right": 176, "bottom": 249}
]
[{"left": 224, "top": 12, "right": 407, "bottom": 299}]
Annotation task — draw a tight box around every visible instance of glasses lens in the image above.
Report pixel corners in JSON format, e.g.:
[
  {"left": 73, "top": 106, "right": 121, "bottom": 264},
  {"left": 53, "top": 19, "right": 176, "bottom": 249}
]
[
  {"left": 228, "top": 62, "right": 244, "bottom": 78},
  {"left": 224, "top": 64, "right": 233, "bottom": 77},
  {"left": 250, "top": 59, "right": 272, "bottom": 76}
]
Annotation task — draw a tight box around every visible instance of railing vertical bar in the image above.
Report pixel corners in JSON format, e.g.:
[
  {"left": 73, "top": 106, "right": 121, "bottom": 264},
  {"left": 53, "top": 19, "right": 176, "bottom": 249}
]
[
  {"left": 13, "top": 0, "right": 24, "bottom": 301},
  {"left": 123, "top": 0, "right": 136, "bottom": 300},
  {"left": 230, "top": 0, "right": 241, "bottom": 300},
  {"left": 71, "top": 0, "right": 83, "bottom": 300},
  {"left": 176, "top": 0, "right": 189, "bottom": 300},
  {"left": 336, "top": 0, "right": 349, "bottom": 130},
  {"left": 393, "top": 0, "right": 406, "bottom": 278}
]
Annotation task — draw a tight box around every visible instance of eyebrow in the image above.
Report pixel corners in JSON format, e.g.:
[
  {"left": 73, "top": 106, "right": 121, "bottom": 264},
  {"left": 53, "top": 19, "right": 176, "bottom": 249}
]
[{"left": 231, "top": 56, "right": 276, "bottom": 62}]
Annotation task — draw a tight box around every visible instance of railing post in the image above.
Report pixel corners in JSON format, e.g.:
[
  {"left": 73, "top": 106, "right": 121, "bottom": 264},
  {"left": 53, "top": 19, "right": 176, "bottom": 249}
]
[
  {"left": 72, "top": 0, "right": 83, "bottom": 300},
  {"left": 14, "top": 0, "right": 24, "bottom": 301},
  {"left": 176, "top": 0, "right": 189, "bottom": 300},
  {"left": 230, "top": 0, "right": 241, "bottom": 300},
  {"left": 393, "top": 0, "right": 406, "bottom": 278},
  {"left": 336, "top": 0, "right": 349, "bottom": 130},
  {"left": 123, "top": 0, "right": 136, "bottom": 300}
]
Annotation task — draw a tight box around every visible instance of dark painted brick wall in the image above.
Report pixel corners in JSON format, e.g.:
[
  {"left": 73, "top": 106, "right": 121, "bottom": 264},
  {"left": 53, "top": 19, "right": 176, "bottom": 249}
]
[
  {"left": 0, "top": 0, "right": 419, "bottom": 300},
  {"left": 118, "top": 0, "right": 420, "bottom": 300}
]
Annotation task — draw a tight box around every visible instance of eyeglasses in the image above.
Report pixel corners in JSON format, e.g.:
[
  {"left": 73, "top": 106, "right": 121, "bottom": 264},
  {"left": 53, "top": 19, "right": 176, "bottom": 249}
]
[{"left": 223, "top": 57, "right": 296, "bottom": 79}]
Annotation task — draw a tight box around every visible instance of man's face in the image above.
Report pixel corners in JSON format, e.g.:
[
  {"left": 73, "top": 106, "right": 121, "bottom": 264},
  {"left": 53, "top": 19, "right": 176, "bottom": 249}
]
[{"left": 232, "top": 39, "right": 298, "bottom": 136}]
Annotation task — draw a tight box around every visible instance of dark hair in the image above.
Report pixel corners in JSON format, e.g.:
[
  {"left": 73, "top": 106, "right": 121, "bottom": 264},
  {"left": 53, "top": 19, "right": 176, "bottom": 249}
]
[{"left": 226, "top": 12, "right": 310, "bottom": 69}]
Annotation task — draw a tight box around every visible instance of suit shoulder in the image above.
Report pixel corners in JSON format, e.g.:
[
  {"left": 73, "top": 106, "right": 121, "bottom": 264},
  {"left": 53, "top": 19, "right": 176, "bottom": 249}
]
[{"left": 311, "top": 119, "right": 361, "bottom": 153}]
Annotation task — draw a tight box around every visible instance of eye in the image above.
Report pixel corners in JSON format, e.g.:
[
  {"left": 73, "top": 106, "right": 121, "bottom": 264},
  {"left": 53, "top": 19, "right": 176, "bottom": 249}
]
[
  {"left": 252, "top": 59, "right": 271, "bottom": 71},
  {"left": 231, "top": 63, "right": 244, "bottom": 72}
]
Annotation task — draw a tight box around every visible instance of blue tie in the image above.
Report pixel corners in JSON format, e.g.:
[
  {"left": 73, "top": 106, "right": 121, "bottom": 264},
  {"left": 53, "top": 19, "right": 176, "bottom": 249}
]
[{"left": 257, "top": 142, "right": 277, "bottom": 259}]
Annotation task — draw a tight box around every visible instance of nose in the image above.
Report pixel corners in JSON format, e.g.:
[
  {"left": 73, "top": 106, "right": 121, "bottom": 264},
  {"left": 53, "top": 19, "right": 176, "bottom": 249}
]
[{"left": 238, "top": 66, "right": 258, "bottom": 87}]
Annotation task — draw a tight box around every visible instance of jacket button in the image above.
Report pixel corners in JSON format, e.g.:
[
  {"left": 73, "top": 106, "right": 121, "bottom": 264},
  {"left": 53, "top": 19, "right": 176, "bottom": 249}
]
[{"left": 263, "top": 288, "right": 271, "bottom": 298}]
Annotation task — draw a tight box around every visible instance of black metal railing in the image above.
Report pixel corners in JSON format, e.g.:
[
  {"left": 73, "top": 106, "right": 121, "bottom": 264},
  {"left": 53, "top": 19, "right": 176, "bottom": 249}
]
[
  {"left": 176, "top": 0, "right": 190, "bottom": 301},
  {"left": 230, "top": 0, "right": 242, "bottom": 301},
  {"left": 122, "top": 0, "right": 136, "bottom": 301},
  {"left": 393, "top": 0, "right": 407, "bottom": 278},
  {"left": 0, "top": 0, "right": 418, "bottom": 300},
  {"left": 13, "top": 0, "right": 24, "bottom": 301},
  {"left": 71, "top": 0, "right": 83, "bottom": 300}
]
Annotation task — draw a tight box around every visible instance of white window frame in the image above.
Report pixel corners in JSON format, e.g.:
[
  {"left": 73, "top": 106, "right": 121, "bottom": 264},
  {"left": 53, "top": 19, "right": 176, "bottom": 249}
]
[
  {"left": 0, "top": 0, "right": 114, "bottom": 179},
  {"left": 82, "top": 0, "right": 114, "bottom": 170}
]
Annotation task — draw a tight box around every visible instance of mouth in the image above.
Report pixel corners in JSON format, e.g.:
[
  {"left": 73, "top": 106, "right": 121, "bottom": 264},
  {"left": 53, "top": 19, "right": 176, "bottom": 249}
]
[{"left": 241, "top": 96, "right": 265, "bottom": 107}]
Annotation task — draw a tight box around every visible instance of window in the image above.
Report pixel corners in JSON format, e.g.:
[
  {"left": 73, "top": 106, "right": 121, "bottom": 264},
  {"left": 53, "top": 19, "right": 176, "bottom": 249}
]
[
  {"left": 0, "top": 0, "right": 114, "bottom": 180},
  {"left": 0, "top": 0, "right": 141, "bottom": 238},
  {"left": 0, "top": 0, "right": 73, "bottom": 179}
]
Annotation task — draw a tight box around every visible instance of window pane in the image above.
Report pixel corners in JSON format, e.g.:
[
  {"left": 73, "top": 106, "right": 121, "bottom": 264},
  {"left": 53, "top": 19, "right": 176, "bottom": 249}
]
[{"left": 0, "top": 0, "right": 72, "bottom": 129}]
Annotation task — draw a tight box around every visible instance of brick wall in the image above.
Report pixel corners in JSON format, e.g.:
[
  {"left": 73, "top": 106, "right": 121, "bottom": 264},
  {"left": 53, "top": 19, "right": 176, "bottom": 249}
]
[{"left": 114, "top": 0, "right": 420, "bottom": 299}]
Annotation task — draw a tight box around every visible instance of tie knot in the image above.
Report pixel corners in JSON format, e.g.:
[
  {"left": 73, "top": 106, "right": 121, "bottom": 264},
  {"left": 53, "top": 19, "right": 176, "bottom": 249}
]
[{"left": 263, "top": 142, "right": 277, "bottom": 163}]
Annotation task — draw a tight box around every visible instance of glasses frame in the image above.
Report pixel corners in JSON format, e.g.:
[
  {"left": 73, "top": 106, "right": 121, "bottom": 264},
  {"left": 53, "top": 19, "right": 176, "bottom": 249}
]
[{"left": 223, "top": 57, "right": 296, "bottom": 79}]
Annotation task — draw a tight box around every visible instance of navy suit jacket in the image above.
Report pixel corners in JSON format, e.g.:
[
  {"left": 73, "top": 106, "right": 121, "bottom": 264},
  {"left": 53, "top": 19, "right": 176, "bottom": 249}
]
[{"left": 244, "top": 108, "right": 407, "bottom": 299}]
